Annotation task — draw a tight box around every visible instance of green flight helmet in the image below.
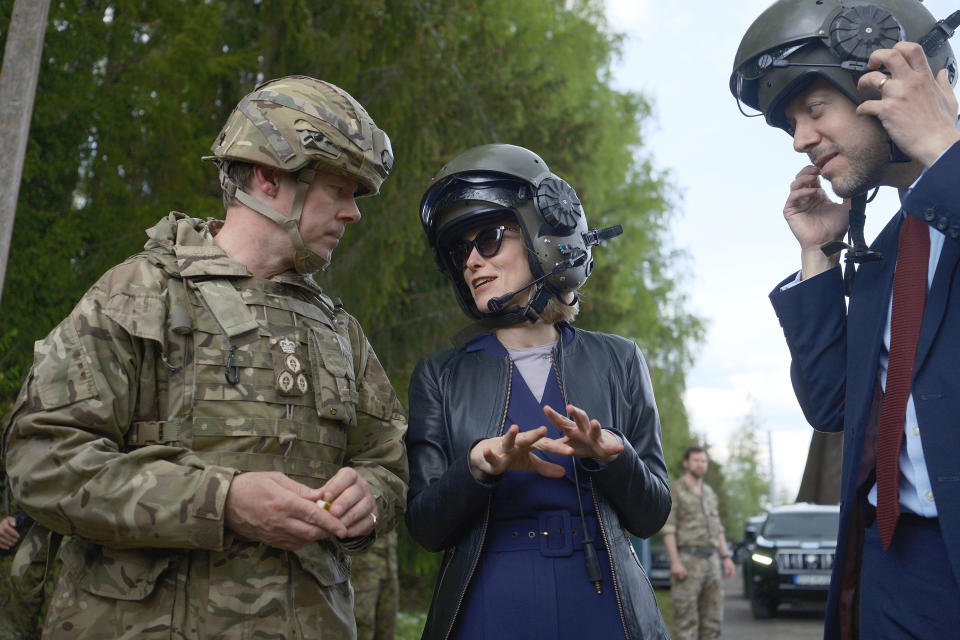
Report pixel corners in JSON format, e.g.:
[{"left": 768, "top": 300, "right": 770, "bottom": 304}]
[
  {"left": 731, "top": 0, "right": 958, "bottom": 134},
  {"left": 204, "top": 75, "right": 394, "bottom": 273},
  {"left": 420, "top": 143, "right": 621, "bottom": 321}
]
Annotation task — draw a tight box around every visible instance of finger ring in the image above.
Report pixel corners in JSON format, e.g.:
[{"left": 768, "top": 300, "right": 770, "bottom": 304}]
[
  {"left": 370, "top": 512, "right": 377, "bottom": 526},
  {"left": 878, "top": 76, "right": 888, "bottom": 92},
  {"left": 499, "top": 441, "right": 515, "bottom": 453}
]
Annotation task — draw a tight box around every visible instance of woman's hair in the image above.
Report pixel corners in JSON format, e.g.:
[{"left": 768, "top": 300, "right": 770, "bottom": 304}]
[
  {"left": 539, "top": 293, "right": 580, "bottom": 324},
  {"left": 512, "top": 221, "right": 580, "bottom": 324}
]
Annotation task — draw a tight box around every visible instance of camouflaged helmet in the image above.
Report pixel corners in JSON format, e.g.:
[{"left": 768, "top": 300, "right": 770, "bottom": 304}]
[
  {"left": 206, "top": 75, "right": 393, "bottom": 196},
  {"left": 731, "top": 0, "right": 958, "bottom": 133},
  {"left": 420, "top": 143, "right": 621, "bottom": 321},
  {"left": 204, "top": 76, "right": 394, "bottom": 274}
]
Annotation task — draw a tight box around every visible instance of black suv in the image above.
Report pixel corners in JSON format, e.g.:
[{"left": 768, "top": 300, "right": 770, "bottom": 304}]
[
  {"left": 735, "top": 514, "right": 767, "bottom": 596},
  {"left": 744, "top": 503, "right": 839, "bottom": 618}
]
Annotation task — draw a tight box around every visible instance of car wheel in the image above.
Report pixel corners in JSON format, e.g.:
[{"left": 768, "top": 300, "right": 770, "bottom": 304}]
[
  {"left": 750, "top": 590, "right": 777, "bottom": 619},
  {"left": 742, "top": 566, "right": 751, "bottom": 598}
]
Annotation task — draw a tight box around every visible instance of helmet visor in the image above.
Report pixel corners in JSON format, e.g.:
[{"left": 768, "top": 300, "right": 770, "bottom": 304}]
[{"left": 421, "top": 174, "right": 530, "bottom": 231}]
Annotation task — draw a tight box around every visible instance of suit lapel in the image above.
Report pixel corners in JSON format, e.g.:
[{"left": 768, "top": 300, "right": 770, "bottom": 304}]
[
  {"left": 846, "top": 214, "right": 899, "bottom": 412},
  {"left": 916, "top": 229, "right": 960, "bottom": 368}
]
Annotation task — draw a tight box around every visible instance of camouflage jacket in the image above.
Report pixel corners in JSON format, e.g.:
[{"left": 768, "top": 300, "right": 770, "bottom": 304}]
[
  {"left": 661, "top": 476, "right": 723, "bottom": 550},
  {"left": 2, "top": 213, "right": 408, "bottom": 639}
]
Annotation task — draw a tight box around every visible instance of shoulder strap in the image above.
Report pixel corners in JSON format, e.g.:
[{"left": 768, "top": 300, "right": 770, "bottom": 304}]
[{"left": 192, "top": 279, "right": 260, "bottom": 347}]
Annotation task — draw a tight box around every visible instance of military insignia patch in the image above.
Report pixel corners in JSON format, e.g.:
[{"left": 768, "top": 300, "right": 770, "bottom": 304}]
[
  {"left": 279, "top": 337, "right": 298, "bottom": 354},
  {"left": 272, "top": 337, "right": 308, "bottom": 397}
]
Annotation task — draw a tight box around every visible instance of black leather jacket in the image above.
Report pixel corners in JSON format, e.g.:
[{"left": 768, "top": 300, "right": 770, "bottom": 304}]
[{"left": 406, "top": 326, "right": 671, "bottom": 639}]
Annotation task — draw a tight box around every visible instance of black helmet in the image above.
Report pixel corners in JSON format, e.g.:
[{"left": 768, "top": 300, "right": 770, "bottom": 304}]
[
  {"left": 420, "top": 144, "right": 620, "bottom": 321},
  {"left": 731, "top": 0, "right": 958, "bottom": 133}
]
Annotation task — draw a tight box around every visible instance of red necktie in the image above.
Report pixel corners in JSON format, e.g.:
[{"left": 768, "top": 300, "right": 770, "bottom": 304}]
[{"left": 876, "top": 213, "right": 930, "bottom": 551}]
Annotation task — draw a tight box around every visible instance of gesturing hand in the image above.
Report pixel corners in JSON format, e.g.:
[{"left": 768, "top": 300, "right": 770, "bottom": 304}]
[
  {"left": 542, "top": 404, "right": 624, "bottom": 463},
  {"left": 225, "top": 471, "right": 347, "bottom": 550},
  {"left": 468, "top": 424, "right": 566, "bottom": 481}
]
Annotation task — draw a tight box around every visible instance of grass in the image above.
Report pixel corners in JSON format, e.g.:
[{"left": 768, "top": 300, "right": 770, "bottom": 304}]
[
  {"left": 655, "top": 587, "right": 675, "bottom": 634},
  {"left": 396, "top": 611, "right": 428, "bottom": 639}
]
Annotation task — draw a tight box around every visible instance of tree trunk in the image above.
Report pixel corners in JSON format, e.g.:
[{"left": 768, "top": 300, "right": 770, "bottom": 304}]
[{"left": 0, "top": 0, "right": 51, "bottom": 303}]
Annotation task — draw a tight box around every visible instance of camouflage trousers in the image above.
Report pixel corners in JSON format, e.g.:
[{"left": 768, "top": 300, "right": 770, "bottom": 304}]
[
  {"left": 42, "top": 538, "right": 355, "bottom": 640},
  {"left": 670, "top": 553, "right": 723, "bottom": 640},
  {"left": 0, "top": 550, "right": 51, "bottom": 640},
  {"left": 351, "top": 531, "right": 397, "bottom": 640}
]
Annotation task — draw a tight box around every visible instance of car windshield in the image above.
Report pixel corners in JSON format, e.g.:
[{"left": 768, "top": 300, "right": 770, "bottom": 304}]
[{"left": 761, "top": 512, "right": 839, "bottom": 539}]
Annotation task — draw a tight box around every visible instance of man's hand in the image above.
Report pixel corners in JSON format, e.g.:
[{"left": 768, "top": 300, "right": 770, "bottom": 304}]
[
  {"left": 783, "top": 165, "right": 849, "bottom": 279},
  {"left": 469, "top": 424, "right": 566, "bottom": 481},
  {"left": 0, "top": 516, "right": 20, "bottom": 550},
  {"left": 225, "top": 471, "right": 345, "bottom": 550},
  {"left": 670, "top": 559, "right": 688, "bottom": 581},
  {"left": 542, "top": 404, "right": 624, "bottom": 463},
  {"left": 316, "top": 467, "right": 379, "bottom": 538},
  {"left": 857, "top": 42, "right": 960, "bottom": 168},
  {"left": 723, "top": 556, "right": 736, "bottom": 580}
]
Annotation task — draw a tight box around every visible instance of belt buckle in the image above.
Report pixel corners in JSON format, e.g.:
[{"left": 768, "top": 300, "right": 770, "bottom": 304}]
[{"left": 538, "top": 510, "right": 573, "bottom": 557}]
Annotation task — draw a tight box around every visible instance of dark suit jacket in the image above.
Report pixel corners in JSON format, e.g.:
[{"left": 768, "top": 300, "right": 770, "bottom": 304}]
[{"left": 769, "top": 141, "right": 960, "bottom": 640}]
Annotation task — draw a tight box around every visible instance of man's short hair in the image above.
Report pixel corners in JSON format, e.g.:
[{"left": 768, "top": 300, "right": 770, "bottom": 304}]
[
  {"left": 221, "top": 161, "right": 255, "bottom": 210},
  {"left": 683, "top": 445, "right": 707, "bottom": 461}
]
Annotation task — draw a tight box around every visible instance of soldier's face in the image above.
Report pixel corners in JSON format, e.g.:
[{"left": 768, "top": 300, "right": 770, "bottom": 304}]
[
  {"left": 683, "top": 452, "right": 708, "bottom": 479},
  {"left": 278, "top": 169, "right": 362, "bottom": 263}
]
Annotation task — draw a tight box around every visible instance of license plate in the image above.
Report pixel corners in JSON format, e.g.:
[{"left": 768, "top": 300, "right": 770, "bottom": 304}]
[
  {"left": 650, "top": 569, "right": 670, "bottom": 579},
  {"left": 794, "top": 574, "right": 830, "bottom": 586}
]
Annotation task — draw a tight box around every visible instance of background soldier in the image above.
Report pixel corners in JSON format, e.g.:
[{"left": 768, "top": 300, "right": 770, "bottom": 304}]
[
  {"left": 661, "top": 446, "right": 735, "bottom": 640},
  {"left": 0, "top": 472, "right": 47, "bottom": 640},
  {"left": 2, "top": 75, "right": 408, "bottom": 639},
  {"left": 351, "top": 529, "right": 398, "bottom": 640}
]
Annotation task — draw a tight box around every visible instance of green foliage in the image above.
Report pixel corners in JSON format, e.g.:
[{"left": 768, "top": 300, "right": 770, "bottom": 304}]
[
  {"left": 1, "top": 0, "right": 703, "bottom": 599},
  {"left": 396, "top": 611, "right": 427, "bottom": 640},
  {"left": 718, "top": 409, "right": 770, "bottom": 538}
]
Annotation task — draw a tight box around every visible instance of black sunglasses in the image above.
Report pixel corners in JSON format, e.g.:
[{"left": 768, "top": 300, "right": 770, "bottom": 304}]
[{"left": 450, "top": 225, "right": 510, "bottom": 270}]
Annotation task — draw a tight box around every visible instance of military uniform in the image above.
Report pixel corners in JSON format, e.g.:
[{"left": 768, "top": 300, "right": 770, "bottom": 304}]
[
  {"left": 0, "top": 473, "right": 50, "bottom": 640},
  {"left": 3, "top": 213, "right": 408, "bottom": 640},
  {"left": 662, "top": 477, "right": 724, "bottom": 640},
  {"left": 0, "top": 537, "right": 47, "bottom": 639},
  {"left": 351, "top": 529, "right": 397, "bottom": 640}
]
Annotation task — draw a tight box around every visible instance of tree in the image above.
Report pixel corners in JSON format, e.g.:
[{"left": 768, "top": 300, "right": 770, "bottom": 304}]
[{"left": 720, "top": 408, "right": 771, "bottom": 538}]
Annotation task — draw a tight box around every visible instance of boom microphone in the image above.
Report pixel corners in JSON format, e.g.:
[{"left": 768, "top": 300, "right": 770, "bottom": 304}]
[{"left": 486, "top": 271, "right": 553, "bottom": 313}]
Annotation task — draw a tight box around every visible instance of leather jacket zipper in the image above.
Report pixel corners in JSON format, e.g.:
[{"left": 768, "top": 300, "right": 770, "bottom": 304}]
[
  {"left": 553, "top": 341, "right": 630, "bottom": 640},
  {"left": 442, "top": 355, "right": 513, "bottom": 640}
]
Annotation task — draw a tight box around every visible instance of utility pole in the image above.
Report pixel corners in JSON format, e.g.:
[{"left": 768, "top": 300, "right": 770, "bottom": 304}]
[{"left": 0, "top": 0, "right": 51, "bottom": 303}]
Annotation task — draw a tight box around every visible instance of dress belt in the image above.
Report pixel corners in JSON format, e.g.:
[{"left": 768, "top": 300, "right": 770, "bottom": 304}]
[
  {"left": 677, "top": 545, "right": 716, "bottom": 558},
  {"left": 486, "top": 510, "right": 604, "bottom": 557}
]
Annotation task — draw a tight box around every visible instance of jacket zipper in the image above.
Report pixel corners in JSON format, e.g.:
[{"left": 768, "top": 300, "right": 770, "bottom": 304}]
[
  {"left": 553, "top": 341, "right": 630, "bottom": 640},
  {"left": 442, "top": 355, "right": 513, "bottom": 640}
]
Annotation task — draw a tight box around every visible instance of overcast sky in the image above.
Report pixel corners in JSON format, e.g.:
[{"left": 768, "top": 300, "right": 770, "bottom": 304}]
[{"left": 602, "top": 0, "right": 960, "bottom": 498}]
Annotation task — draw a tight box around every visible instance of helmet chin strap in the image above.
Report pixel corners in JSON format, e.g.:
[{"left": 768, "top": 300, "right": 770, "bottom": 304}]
[{"left": 223, "top": 167, "right": 330, "bottom": 274}]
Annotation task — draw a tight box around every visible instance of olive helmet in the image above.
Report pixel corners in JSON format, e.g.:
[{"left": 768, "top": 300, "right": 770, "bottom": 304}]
[
  {"left": 204, "top": 75, "right": 394, "bottom": 273},
  {"left": 731, "top": 0, "right": 958, "bottom": 133},
  {"left": 420, "top": 143, "right": 621, "bottom": 321}
]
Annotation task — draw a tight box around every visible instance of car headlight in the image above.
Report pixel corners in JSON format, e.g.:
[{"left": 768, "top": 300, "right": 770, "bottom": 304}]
[{"left": 751, "top": 553, "right": 774, "bottom": 566}]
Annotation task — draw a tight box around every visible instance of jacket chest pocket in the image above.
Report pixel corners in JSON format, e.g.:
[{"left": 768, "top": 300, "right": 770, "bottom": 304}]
[{"left": 308, "top": 327, "right": 358, "bottom": 426}]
